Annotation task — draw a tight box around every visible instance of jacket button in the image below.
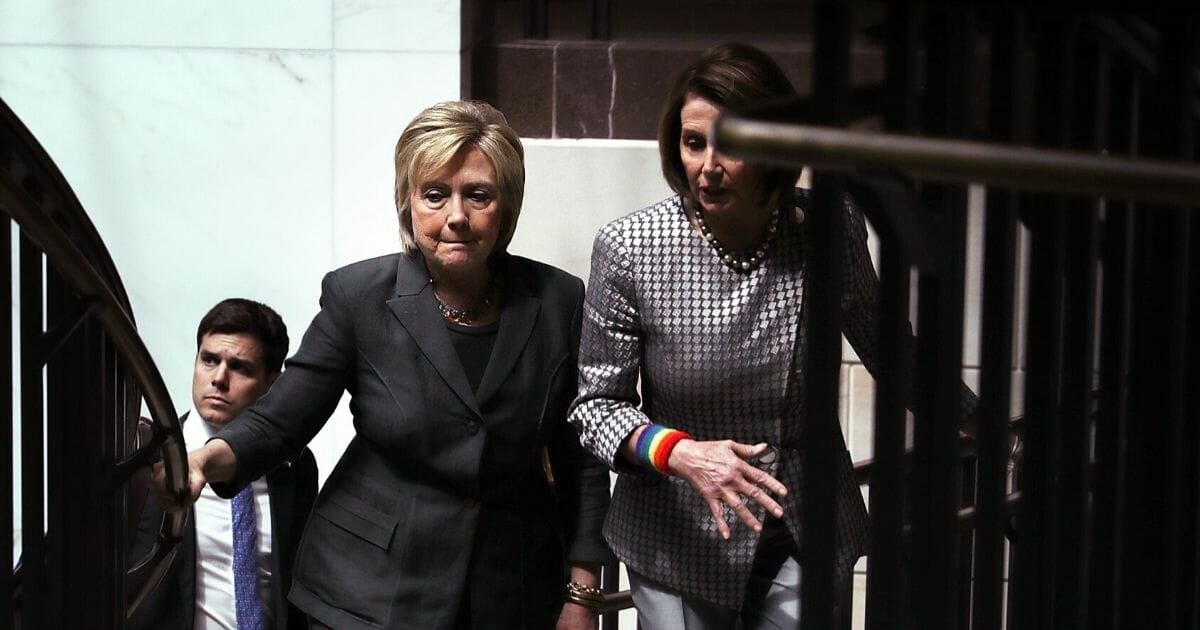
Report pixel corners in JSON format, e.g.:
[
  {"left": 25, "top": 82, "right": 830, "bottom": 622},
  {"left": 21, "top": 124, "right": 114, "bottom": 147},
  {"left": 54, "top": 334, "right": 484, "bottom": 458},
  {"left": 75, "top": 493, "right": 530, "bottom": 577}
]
[
  {"left": 464, "top": 422, "right": 479, "bottom": 435},
  {"left": 463, "top": 497, "right": 477, "bottom": 508}
]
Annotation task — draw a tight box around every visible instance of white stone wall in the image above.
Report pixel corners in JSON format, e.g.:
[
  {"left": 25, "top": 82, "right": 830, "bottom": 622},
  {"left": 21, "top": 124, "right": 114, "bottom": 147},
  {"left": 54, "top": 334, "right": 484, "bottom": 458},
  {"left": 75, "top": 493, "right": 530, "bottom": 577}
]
[{"left": 0, "top": 0, "right": 462, "bottom": 484}]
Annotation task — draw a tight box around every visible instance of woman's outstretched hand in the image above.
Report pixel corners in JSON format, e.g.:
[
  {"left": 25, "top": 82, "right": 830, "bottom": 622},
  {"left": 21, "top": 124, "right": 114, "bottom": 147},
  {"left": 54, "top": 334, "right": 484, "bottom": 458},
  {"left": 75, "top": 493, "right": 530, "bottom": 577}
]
[
  {"left": 150, "top": 451, "right": 207, "bottom": 512},
  {"left": 667, "top": 439, "right": 788, "bottom": 540},
  {"left": 150, "top": 439, "right": 238, "bottom": 512}
]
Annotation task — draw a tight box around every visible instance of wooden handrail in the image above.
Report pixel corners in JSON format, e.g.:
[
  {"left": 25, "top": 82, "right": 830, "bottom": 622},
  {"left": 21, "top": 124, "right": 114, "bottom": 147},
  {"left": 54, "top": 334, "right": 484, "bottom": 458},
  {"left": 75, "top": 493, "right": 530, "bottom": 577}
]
[{"left": 714, "top": 118, "right": 1200, "bottom": 206}]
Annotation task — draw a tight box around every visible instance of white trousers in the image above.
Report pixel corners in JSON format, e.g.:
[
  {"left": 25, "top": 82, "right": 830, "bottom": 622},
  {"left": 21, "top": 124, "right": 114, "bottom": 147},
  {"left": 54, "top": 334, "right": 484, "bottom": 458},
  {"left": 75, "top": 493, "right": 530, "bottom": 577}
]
[{"left": 629, "top": 555, "right": 803, "bottom": 630}]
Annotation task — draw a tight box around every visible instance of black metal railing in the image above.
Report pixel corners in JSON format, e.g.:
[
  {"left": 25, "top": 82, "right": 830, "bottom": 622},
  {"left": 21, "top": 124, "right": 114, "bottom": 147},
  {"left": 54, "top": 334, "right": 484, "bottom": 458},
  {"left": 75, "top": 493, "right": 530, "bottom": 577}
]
[
  {"left": 709, "top": 5, "right": 1200, "bottom": 630},
  {"left": 530, "top": 4, "right": 1200, "bottom": 629},
  {"left": 0, "top": 95, "right": 187, "bottom": 629}
]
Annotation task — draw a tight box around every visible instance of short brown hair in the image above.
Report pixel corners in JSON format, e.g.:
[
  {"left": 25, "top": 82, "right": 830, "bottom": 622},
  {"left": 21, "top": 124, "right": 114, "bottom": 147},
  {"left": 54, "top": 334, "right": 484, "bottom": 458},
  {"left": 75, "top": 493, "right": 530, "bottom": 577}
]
[
  {"left": 658, "top": 43, "right": 801, "bottom": 212},
  {"left": 196, "top": 298, "right": 289, "bottom": 375},
  {"left": 393, "top": 100, "right": 525, "bottom": 257}
]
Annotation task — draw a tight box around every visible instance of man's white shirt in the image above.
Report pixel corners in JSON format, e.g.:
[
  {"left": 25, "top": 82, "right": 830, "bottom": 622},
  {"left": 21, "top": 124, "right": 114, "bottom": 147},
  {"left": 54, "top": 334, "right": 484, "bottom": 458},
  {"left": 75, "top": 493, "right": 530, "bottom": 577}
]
[{"left": 185, "top": 409, "right": 274, "bottom": 629}]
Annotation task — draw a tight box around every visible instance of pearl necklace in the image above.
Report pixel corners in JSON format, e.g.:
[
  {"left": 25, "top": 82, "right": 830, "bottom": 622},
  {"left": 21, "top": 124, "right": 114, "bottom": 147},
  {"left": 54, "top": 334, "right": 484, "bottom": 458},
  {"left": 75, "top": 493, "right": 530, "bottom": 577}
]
[
  {"left": 431, "top": 280, "right": 498, "bottom": 325},
  {"left": 693, "top": 204, "right": 782, "bottom": 273}
]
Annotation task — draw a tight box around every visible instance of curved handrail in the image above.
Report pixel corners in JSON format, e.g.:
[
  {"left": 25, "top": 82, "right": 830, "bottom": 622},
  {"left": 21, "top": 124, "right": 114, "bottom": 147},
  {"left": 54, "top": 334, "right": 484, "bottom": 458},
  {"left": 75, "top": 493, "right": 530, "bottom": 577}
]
[
  {"left": 0, "top": 175, "right": 184, "bottom": 475},
  {"left": 0, "top": 98, "right": 131, "bottom": 309},
  {"left": 0, "top": 96, "right": 188, "bottom": 618}
]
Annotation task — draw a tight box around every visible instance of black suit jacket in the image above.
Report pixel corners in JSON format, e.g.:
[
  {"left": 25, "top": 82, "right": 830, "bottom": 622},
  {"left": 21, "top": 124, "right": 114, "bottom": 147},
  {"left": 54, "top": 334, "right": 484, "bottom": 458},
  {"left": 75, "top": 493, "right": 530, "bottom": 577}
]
[
  {"left": 127, "top": 413, "right": 318, "bottom": 630},
  {"left": 212, "top": 253, "right": 612, "bottom": 630}
]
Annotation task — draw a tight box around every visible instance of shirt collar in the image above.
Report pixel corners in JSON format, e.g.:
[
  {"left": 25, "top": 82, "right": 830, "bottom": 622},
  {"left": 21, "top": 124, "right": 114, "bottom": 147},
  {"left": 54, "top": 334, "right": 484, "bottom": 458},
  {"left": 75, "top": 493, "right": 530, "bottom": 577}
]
[{"left": 183, "top": 406, "right": 223, "bottom": 443}]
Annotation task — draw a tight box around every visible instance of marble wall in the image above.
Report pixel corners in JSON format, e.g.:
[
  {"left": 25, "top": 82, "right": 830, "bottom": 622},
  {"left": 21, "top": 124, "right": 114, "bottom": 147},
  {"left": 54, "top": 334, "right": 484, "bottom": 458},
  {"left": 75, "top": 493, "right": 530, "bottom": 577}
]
[{"left": 0, "top": 1, "right": 462, "bottom": 481}]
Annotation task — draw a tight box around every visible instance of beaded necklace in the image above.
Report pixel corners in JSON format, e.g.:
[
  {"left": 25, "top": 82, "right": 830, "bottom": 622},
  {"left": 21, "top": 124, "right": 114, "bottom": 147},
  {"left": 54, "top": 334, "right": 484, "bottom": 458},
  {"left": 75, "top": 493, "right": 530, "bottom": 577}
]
[{"left": 693, "top": 204, "right": 782, "bottom": 273}]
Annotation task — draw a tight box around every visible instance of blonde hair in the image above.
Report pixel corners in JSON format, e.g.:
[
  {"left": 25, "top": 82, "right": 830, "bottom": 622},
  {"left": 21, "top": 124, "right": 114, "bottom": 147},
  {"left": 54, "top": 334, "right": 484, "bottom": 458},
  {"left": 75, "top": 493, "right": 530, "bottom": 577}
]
[{"left": 393, "top": 100, "right": 525, "bottom": 257}]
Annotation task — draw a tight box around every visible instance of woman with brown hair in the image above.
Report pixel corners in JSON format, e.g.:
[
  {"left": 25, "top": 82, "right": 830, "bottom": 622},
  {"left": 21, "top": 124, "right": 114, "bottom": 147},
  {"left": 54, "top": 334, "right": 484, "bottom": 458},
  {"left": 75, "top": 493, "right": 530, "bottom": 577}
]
[{"left": 569, "top": 43, "right": 874, "bottom": 628}]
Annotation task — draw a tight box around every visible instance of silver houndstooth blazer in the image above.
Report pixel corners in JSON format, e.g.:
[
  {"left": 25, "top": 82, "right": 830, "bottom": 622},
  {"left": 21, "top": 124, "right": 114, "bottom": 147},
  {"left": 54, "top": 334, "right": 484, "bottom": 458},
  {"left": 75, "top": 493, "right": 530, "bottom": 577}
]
[{"left": 568, "top": 191, "right": 875, "bottom": 609}]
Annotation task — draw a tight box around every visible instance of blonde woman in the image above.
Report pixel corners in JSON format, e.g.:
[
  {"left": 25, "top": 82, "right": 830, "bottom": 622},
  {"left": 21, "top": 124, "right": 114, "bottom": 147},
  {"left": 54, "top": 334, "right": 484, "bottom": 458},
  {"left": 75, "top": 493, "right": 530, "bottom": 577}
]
[{"left": 158, "top": 101, "right": 611, "bottom": 630}]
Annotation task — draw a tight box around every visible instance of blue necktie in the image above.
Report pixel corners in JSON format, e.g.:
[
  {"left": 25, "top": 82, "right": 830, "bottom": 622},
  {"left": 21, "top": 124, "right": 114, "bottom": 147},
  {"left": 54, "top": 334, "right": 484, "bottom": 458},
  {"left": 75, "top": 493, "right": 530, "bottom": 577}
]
[{"left": 232, "top": 487, "right": 265, "bottom": 630}]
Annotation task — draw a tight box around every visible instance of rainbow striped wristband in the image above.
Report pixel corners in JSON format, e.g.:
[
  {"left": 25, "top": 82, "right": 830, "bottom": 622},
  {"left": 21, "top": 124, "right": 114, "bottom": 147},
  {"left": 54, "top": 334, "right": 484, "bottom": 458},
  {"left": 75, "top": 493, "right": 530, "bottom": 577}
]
[{"left": 635, "top": 424, "right": 692, "bottom": 475}]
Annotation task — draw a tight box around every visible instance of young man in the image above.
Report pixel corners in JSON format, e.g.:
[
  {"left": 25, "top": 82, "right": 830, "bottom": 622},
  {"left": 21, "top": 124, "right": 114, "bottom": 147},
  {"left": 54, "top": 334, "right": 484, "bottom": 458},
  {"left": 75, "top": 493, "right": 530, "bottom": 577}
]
[{"left": 129, "top": 298, "right": 317, "bottom": 630}]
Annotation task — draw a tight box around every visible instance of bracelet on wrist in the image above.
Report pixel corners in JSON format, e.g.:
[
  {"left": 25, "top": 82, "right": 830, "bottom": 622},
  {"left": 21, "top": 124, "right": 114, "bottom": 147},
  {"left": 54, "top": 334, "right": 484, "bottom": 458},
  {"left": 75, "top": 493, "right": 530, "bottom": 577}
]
[
  {"left": 565, "top": 581, "right": 605, "bottom": 608},
  {"left": 635, "top": 424, "right": 692, "bottom": 475}
]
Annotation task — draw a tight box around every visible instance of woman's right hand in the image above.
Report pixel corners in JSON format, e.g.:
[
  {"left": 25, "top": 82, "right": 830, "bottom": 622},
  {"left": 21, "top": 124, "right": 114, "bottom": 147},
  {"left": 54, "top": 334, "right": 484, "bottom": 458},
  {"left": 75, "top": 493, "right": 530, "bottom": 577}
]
[
  {"left": 666, "top": 439, "right": 788, "bottom": 540},
  {"left": 150, "top": 440, "right": 236, "bottom": 512},
  {"left": 150, "top": 452, "right": 204, "bottom": 512}
]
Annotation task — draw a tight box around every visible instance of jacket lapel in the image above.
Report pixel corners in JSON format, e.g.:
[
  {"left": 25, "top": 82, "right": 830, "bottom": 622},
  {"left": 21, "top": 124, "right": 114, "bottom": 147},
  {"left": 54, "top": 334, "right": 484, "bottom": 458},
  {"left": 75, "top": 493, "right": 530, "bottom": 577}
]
[
  {"left": 384, "top": 254, "right": 482, "bottom": 417},
  {"left": 476, "top": 258, "right": 541, "bottom": 404}
]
